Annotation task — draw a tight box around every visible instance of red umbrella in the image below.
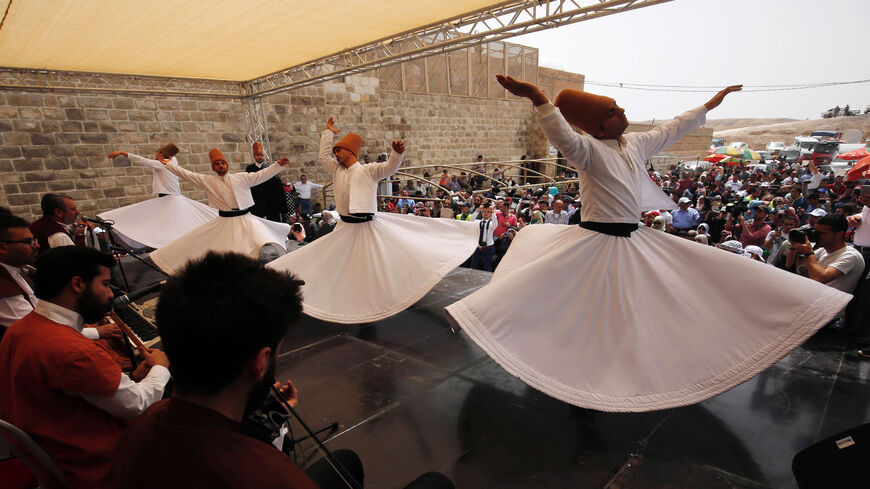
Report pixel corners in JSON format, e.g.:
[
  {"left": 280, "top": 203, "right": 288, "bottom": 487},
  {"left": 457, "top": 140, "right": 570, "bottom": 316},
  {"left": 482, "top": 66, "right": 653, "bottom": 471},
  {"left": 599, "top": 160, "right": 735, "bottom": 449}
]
[
  {"left": 838, "top": 148, "right": 869, "bottom": 160},
  {"left": 845, "top": 155, "right": 870, "bottom": 182}
]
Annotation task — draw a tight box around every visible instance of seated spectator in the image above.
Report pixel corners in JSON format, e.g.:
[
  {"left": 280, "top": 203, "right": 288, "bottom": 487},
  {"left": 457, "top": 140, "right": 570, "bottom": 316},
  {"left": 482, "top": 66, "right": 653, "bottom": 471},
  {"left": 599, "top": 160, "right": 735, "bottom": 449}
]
[
  {"left": 696, "top": 223, "right": 711, "bottom": 245},
  {"left": 111, "top": 252, "right": 453, "bottom": 489},
  {"left": 0, "top": 246, "right": 170, "bottom": 489},
  {"left": 717, "top": 239, "right": 746, "bottom": 256},
  {"left": 745, "top": 245, "right": 766, "bottom": 263}
]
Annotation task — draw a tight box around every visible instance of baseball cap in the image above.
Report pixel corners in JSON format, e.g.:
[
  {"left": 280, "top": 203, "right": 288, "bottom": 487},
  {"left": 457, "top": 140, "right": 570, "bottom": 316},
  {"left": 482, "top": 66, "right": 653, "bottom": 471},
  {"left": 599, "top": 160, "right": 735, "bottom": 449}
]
[
  {"left": 678, "top": 197, "right": 691, "bottom": 204},
  {"left": 809, "top": 208, "right": 827, "bottom": 217}
]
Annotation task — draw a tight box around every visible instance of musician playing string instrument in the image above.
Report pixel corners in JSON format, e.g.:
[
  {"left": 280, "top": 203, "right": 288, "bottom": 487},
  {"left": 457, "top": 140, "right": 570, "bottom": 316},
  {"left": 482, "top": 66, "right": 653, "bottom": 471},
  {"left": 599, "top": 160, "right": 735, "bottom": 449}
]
[
  {"left": 0, "top": 246, "right": 170, "bottom": 489},
  {"left": 111, "top": 251, "right": 454, "bottom": 489}
]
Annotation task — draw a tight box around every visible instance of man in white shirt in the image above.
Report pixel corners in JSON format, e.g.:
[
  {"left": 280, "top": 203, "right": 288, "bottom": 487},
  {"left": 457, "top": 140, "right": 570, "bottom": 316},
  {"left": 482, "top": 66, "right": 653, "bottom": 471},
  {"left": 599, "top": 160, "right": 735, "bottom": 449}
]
[
  {"left": 0, "top": 246, "right": 170, "bottom": 487},
  {"left": 544, "top": 199, "right": 570, "bottom": 225},
  {"left": 468, "top": 203, "right": 498, "bottom": 271},
  {"left": 0, "top": 214, "right": 124, "bottom": 342},
  {"left": 791, "top": 214, "right": 864, "bottom": 294},
  {"left": 294, "top": 174, "right": 324, "bottom": 215}
]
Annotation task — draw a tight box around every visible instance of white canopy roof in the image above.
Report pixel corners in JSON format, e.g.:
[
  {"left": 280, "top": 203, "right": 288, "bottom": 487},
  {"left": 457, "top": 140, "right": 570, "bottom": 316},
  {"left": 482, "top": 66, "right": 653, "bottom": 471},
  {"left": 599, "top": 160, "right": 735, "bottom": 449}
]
[{"left": 0, "top": 0, "right": 509, "bottom": 81}]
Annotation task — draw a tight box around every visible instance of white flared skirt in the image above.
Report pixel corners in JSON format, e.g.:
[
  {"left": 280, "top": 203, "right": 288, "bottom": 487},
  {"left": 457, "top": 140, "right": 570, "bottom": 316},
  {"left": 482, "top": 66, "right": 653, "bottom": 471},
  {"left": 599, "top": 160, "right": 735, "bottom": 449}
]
[
  {"left": 268, "top": 212, "right": 479, "bottom": 324},
  {"left": 150, "top": 213, "right": 291, "bottom": 275},
  {"left": 445, "top": 224, "right": 852, "bottom": 412},
  {"left": 97, "top": 194, "right": 218, "bottom": 249}
]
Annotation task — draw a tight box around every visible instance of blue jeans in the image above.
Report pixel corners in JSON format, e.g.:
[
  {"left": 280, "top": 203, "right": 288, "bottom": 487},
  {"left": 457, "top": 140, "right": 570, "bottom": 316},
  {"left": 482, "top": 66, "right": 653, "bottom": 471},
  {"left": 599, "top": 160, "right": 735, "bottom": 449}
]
[{"left": 299, "top": 199, "right": 312, "bottom": 215}]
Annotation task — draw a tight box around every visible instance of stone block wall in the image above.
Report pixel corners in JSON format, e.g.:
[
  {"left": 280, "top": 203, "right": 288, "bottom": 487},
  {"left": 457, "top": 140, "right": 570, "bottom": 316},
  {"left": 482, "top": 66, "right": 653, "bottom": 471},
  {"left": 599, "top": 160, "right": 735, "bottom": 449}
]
[{"left": 0, "top": 71, "right": 555, "bottom": 221}]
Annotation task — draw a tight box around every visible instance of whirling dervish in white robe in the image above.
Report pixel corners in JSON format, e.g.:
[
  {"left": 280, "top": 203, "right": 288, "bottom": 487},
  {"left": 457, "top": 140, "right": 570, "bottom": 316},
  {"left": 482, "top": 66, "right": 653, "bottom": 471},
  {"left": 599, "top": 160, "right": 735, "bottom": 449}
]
[
  {"left": 100, "top": 143, "right": 217, "bottom": 249},
  {"left": 149, "top": 148, "right": 291, "bottom": 275},
  {"left": 445, "top": 76, "right": 853, "bottom": 412},
  {"left": 268, "top": 118, "right": 479, "bottom": 324}
]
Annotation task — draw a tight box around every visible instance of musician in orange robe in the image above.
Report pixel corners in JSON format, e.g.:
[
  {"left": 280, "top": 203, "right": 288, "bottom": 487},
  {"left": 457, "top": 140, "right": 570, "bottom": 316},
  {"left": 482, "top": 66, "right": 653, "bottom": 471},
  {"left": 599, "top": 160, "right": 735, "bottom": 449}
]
[{"left": 0, "top": 247, "right": 170, "bottom": 489}]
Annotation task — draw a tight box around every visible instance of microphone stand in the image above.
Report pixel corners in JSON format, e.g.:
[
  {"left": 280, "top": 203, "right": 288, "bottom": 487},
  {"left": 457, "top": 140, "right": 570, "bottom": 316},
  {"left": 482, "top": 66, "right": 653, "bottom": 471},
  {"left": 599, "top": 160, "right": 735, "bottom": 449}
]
[
  {"left": 99, "top": 220, "right": 167, "bottom": 290},
  {"left": 269, "top": 386, "right": 363, "bottom": 489}
]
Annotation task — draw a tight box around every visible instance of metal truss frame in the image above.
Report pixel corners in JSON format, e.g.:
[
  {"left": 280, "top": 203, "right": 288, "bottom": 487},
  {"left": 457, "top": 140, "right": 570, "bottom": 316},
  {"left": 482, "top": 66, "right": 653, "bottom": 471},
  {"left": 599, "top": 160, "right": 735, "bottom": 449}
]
[
  {"left": 242, "top": 97, "right": 273, "bottom": 159},
  {"left": 245, "top": 0, "right": 672, "bottom": 97}
]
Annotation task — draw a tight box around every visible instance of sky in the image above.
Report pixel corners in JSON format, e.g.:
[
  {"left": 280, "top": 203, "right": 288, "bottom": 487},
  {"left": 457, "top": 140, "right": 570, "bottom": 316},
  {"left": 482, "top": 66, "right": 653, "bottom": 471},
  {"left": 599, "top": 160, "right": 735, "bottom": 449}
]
[{"left": 511, "top": 0, "right": 869, "bottom": 121}]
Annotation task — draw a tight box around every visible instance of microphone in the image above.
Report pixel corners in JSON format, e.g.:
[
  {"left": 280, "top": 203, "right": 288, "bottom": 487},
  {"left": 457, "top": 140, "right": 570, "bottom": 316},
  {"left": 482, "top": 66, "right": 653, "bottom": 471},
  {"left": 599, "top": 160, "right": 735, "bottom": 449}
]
[{"left": 113, "top": 280, "right": 166, "bottom": 308}]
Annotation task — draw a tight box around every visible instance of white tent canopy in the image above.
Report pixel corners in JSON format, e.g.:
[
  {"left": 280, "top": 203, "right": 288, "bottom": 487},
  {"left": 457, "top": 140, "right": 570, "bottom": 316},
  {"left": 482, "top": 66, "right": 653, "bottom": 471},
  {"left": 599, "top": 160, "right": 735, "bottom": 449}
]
[{"left": 0, "top": 0, "right": 509, "bottom": 81}]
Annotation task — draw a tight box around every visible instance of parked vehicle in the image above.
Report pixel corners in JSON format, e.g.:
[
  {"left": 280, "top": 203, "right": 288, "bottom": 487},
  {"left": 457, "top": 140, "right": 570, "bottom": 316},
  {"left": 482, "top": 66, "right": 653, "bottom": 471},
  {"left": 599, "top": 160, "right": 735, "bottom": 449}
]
[
  {"left": 811, "top": 130, "right": 841, "bottom": 140},
  {"left": 729, "top": 141, "right": 748, "bottom": 150},
  {"left": 789, "top": 136, "right": 819, "bottom": 160},
  {"left": 710, "top": 138, "right": 725, "bottom": 148},
  {"left": 766, "top": 141, "right": 786, "bottom": 154},
  {"left": 756, "top": 150, "right": 772, "bottom": 162},
  {"left": 779, "top": 146, "right": 801, "bottom": 163},
  {"left": 811, "top": 140, "right": 841, "bottom": 165}
]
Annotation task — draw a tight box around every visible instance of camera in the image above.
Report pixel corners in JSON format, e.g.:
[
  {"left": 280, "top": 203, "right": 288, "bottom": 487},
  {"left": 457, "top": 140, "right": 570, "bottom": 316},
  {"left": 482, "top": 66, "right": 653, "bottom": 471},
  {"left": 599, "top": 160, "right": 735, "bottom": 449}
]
[
  {"left": 789, "top": 228, "right": 818, "bottom": 244},
  {"left": 725, "top": 201, "right": 746, "bottom": 218}
]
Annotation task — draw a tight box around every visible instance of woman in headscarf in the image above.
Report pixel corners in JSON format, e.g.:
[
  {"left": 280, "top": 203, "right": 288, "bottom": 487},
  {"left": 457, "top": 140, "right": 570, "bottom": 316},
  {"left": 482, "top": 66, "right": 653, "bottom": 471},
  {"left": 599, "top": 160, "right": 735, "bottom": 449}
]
[
  {"left": 696, "top": 223, "right": 711, "bottom": 245},
  {"left": 651, "top": 215, "right": 667, "bottom": 232}
]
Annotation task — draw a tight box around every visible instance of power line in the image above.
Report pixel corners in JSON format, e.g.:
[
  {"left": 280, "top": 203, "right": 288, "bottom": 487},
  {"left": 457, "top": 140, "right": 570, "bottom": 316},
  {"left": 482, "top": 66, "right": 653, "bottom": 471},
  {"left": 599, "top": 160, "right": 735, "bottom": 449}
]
[{"left": 583, "top": 78, "right": 870, "bottom": 93}]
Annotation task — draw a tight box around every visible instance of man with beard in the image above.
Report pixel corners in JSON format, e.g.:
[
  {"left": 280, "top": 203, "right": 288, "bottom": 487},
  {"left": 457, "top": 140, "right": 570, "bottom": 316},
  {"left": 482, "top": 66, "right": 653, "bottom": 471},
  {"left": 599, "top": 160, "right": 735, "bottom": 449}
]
[
  {"left": 111, "top": 252, "right": 454, "bottom": 489},
  {"left": 246, "top": 141, "right": 288, "bottom": 222},
  {"left": 0, "top": 246, "right": 170, "bottom": 489}
]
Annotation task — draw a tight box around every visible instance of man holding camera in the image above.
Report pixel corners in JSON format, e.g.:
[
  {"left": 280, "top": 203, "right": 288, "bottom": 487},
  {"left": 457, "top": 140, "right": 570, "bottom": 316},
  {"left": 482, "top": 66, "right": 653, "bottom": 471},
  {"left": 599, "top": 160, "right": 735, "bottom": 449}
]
[{"left": 787, "top": 214, "right": 864, "bottom": 295}]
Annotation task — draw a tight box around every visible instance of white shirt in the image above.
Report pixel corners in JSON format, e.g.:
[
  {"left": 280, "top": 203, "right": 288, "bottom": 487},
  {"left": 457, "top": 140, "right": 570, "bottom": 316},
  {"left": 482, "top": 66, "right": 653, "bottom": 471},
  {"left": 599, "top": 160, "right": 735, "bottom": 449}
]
[
  {"left": 544, "top": 210, "right": 570, "bottom": 225},
  {"left": 33, "top": 300, "right": 170, "bottom": 420},
  {"left": 536, "top": 103, "right": 704, "bottom": 223},
  {"left": 47, "top": 227, "right": 75, "bottom": 248},
  {"left": 853, "top": 206, "right": 870, "bottom": 247},
  {"left": 0, "top": 263, "right": 38, "bottom": 328},
  {"left": 319, "top": 130, "right": 403, "bottom": 215},
  {"left": 814, "top": 245, "right": 865, "bottom": 294},
  {"left": 808, "top": 172, "right": 823, "bottom": 190},
  {"left": 128, "top": 154, "right": 181, "bottom": 195},
  {"left": 165, "top": 161, "right": 284, "bottom": 211},
  {"left": 293, "top": 180, "right": 324, "bottom": 200},
  {"left": 468, "top": 211, "right": 497, "bottom": 247}
]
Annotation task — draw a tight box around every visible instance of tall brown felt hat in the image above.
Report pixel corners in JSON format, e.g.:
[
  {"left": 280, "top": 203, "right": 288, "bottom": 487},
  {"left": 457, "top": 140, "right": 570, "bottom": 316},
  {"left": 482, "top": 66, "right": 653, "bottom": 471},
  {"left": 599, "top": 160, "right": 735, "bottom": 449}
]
[
  {"left": 252, "top": 141, "right": 264, "bottom": 152},
  {"left": 208, "top": 148, "right": 226, "bottom": 164},
  {"left": 553, "top": 89, "right": 615, "bottom": 135},
  {"left": 158, "top": 143, "right": 179, "bottom": 158},
  {"left": 333, "top": 133, "right": 362, "bottom": 157}
]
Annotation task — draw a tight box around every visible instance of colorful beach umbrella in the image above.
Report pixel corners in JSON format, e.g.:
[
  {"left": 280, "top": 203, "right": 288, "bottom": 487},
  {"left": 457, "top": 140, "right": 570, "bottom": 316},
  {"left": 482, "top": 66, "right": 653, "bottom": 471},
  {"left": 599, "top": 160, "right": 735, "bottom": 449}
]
[
  {"left": 740, "top": 149, "right": 760, "bottom": 161},
  {"left": 838, "top": 148, "right": 869, "bottom": 161},
  {"left": 710, "top": 146, "right": 742, "bottom": 156},
  {"left": 845, "top": 156, "right": 870, "bottom": 182}
]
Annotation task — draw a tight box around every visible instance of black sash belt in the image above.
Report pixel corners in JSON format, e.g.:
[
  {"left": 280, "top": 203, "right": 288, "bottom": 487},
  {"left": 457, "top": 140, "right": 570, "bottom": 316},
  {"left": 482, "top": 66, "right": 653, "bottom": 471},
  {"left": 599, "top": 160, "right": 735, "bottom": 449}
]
[
  {"left": 219, "top": 208, "right": 250, "bottom": 218},
  {"left": 580, "top": 221, "right": 638, "bottom": 237},
  {"left": 340, "top": 213, "right": 374, "bottom": 223},
  {"left": 157, "top": 193, "right": 170, "bottom": 198}
]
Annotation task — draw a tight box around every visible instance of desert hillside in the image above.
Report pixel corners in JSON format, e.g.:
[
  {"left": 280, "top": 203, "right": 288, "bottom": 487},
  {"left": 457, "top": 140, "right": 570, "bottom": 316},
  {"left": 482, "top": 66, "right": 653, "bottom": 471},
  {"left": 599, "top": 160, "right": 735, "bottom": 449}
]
[{"left": 709, "top": 114, "right": 870, "bottom": 149}]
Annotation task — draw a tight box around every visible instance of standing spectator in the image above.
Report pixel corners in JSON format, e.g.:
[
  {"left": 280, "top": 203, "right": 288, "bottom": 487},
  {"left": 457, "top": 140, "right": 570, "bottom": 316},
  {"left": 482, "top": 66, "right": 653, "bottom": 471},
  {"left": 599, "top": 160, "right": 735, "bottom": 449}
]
[
  {"left": 671, "top": 197, "right": 701, "bottom": 234},
  {"left": 788, "top": 214, "right": 865, "bottom": 295},
  {"left": 764, "top": 213, "right": 798, "bottom": 265},
  {"left": 846, "top": 193, "right": 870, "bottom": 355},
  {"left": 493, "top": 200, "right": 517, "bottom": 237},
  {"left": 468, "top": 203, "right": 497, "bottom": 272},
  {"left": 544, "top": 199, "right": 570, "bottom": 224},
  {"left": 396, "top": 190, "right": 416, "bottom": 211},
  {"left": 294, "top": 174, "right": 324, "bottom": 215},
  {"left": 730, "top": 205, "right": 772, "bottom": 248}
]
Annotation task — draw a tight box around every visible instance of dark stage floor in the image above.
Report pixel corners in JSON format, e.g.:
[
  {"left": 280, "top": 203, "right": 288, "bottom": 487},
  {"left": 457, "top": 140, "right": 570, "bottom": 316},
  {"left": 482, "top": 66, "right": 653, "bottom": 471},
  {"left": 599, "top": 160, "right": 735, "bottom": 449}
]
[{"left": 270, "top": 268, "right": 870, "bottom": 489}]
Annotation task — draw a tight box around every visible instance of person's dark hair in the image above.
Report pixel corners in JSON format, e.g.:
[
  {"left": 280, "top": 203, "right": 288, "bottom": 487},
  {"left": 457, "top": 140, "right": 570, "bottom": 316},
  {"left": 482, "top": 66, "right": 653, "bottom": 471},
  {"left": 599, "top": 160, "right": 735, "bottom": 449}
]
[
  {"left": 34, "top": 246, "right": 115, "bottom": 300},
  {"left": 0, "top": 206, "right": 11, "bottom": 216},
  {"left": 0, "top": 214, "right": 30, "bottom": 239},
  {"left": 300, "top": 174, "right": 307, "bottom": 178},
  {"left": 40, "top": 193, "right": 71, "bottom": 217},
  {"left": 817, "top": 214, "right": 848, "bottom": 236},
  {"left": 156, "top": 252, "right": 304, "bottom": 396}
]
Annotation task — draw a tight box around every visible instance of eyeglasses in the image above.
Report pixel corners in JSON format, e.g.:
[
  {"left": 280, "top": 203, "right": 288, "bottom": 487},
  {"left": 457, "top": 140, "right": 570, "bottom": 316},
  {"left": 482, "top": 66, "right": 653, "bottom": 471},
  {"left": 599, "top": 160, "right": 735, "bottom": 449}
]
[{"left": 0, "top": 238, "right": 37, "bottom": 246}]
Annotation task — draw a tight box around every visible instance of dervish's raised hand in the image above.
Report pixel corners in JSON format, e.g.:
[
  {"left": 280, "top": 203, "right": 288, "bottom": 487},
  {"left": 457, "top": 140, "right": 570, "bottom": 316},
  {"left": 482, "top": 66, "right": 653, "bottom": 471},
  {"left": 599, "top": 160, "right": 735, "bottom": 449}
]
[
  {"left": 392, "top": 140, "right": 405, "bottom": 154},
  {"left": 326, "top": 117, "right": 340, "bottom": 134},
  {"left": 276, "top": 157, "right": 290, "bottom": 166},
  {"left": 108, "top": 151, "right": 128, "bottom": 159},
  {"left": 704, "top": 85, "right": 743, "bottom": 111},
  {"left": 495, "top": 74, "right": 549, "bottom": 106}
]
